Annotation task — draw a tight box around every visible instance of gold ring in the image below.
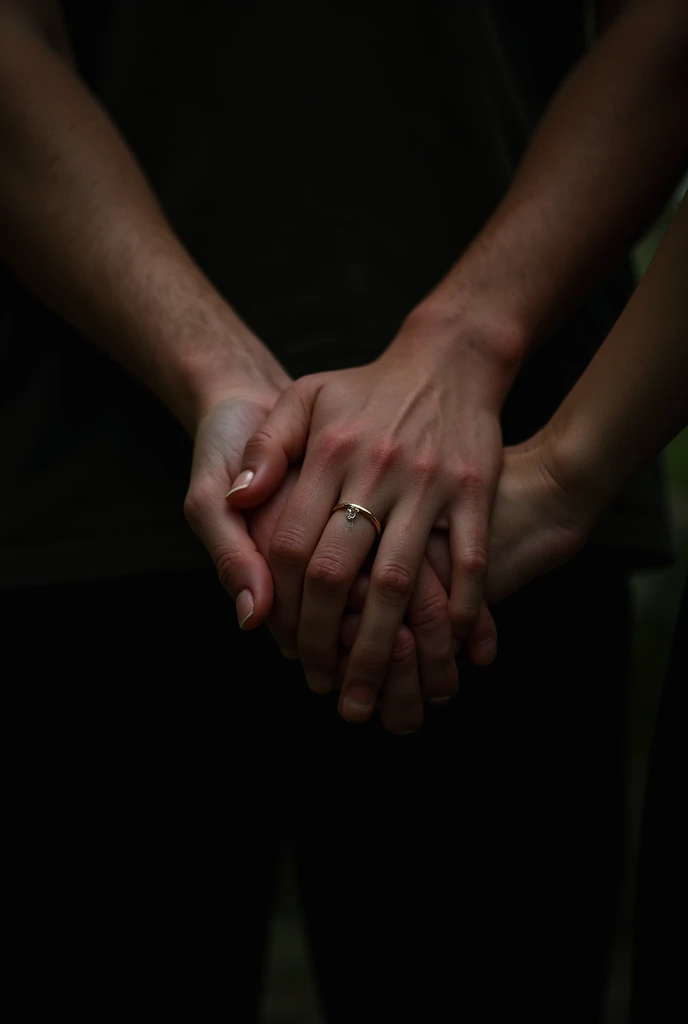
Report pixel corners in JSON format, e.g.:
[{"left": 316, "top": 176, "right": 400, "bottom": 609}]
[{"left": 330, "top": 502, "right": 382, "bottom": 537}]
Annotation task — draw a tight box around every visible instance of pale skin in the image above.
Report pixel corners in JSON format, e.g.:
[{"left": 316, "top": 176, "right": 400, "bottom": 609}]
[{"left": 2, "top": 1, "right": 688, "bottom": 731}]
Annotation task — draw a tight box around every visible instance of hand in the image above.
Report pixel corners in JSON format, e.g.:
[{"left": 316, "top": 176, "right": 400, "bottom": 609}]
[
  {"left": 248, "top": 473, "right": 497, "bottom": 732},
  {"left": 228, "top": 311, "right": 512, "bottom": 723},
  {"left": 246, "top": 469, "right": 465, "bottom": 732},
  {"left": 423, "top": 431, "right": 591, "bottom": 609},
  {"left": 183, "top": 383, "right": 288, "bottom": 629}
]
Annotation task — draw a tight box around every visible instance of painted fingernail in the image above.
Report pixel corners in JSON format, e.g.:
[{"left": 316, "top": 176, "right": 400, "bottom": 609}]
[
  {"left": 236, "top": 589, "right": 254, "bottom": 629},
  {"left": 281, "top": 648, "right": 299, "bottom": 660},
  {"left": 225, "top": 470, "right": 254, "bottom": 499},
  {"left": 341, "top": 689, "right": 375, "bottom": 721},
  {"left": 306, "top": 672, "right": 332, "bottom": 694},
  {"left": 429, "top": 697, "right": 453, "bottom": 706}
]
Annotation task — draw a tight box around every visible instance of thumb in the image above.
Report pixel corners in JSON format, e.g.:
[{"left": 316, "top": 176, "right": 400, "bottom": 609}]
[
  {"left": 185, "top": 486, "right": 274, "bottom": 630},
  {"left": 226, "top": 377, "right": 318, "bottom": 509}
]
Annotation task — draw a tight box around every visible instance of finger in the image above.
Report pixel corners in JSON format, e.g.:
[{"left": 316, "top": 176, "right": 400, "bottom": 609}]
[
  {"left": 336, "top": 648, "right": 350, "bottom": 687},
  {"left": 346, "top": 573, "right": 370, "bottom": 613},
  {"left": 463, "top": 602, "right": 498, "bottom": 666},
  {"left": 226, "top": 377, "right": 321, "bottom": 509},
  {"left": 339, "top": 501, "right": 436, "bottom": 724},
  {"left": 424, "top": 530, "right": 452, "bottom": 592},
  {"left": 265, "top": 449, "right": 343, "bottom": 652},
  {"left": 339, "top": 612, "right": 361, "bottom": 650},
  {"left": 185, "top": 481, "right": 273, "bottom": 630},
  {"left": 378, "top": 626, "right": 424, "bottom": 734},
  {"left": 297, "top": 503, "right": 380, "bottom": 693},
  {"left": 448, "top": 488, "right": 489, "bottom": 639},
  {"left": 340, "top": 614, "right": 428, "bottom": 731},
  {"left": 404, "top": 558, "right": 459, "bottom": 704}
]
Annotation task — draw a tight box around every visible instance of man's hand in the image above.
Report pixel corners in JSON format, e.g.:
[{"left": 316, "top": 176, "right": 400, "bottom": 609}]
[{"left": 228, "top": 311, "right": 514, "bottom": 724}]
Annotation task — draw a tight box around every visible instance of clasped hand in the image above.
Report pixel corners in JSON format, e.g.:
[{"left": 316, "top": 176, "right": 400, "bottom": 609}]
[{"left": 226, "top": 317, "right": 511, "bottom": 732}]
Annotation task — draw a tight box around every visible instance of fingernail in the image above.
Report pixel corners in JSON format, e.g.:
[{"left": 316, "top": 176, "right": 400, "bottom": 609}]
[
  {"left": 341, "top": 690, "right": 375, "bottom": 721},
  {"left": 429, "top": 697, "right": 453, "bottom": 706},
  {"left": 236, "top": 589, "right": 254, "bottom": 629},
  {"left": 281, "top": 648, "right": 299, "bottom": 660},
  {"left": 306, "top": 672, "right": 332, "bottom": 694},
  {"left": 225, "top": 470, "right": 254, "bottom": 499}
]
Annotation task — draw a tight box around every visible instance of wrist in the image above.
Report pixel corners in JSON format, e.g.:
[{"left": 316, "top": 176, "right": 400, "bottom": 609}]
[
  {"left": 164, "top": 324, "right": 290, "bottom": 435},
  {"left": 401, "top": 293, "right": 526, "bottom": 408},
  {"left": 537, "top": 413, "right": 616, "bottom": 533}
]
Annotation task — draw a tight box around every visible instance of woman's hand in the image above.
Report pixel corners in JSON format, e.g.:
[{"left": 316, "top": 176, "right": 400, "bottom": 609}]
[
  {"left": 227, "top": 312, "right": 514, "bottom": 723},
  {"left": 248, "top": 469, "right": 497, "bottom": 733},
  {"left": 422, "top": 430, "right": 593, "bottom": 609},
  {"left": 183, "top": 384, "right": 288, "bottom": 629}
]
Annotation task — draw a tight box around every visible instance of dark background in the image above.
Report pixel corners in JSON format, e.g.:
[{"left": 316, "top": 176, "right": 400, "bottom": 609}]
[{"left": 258, "top": 189, "right": 688, "bottom": 1024}]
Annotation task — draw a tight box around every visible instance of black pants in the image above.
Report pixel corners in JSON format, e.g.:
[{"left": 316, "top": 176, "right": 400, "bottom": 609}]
[
  {"left": 631, "top": 579, "right": 687, "bottom": 1023},
  {"left": 3, "top": 552, "right": 630, "bottom": 1022}
]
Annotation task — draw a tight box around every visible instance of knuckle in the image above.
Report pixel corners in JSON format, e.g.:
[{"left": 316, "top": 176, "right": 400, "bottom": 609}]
[
  {"left": 461, "top": 546, "right": 488, "bottom": 578},
  {"left": 449, "top": 603, "right": 480, "bottom": 632},
  {"left": 369, "top": 438, "right": 404, "bottom": 474},
  {"left": 269, "top": 525, "right": 310, "bottom": 572},
  {"left": 372, "top": 562, "right": 414, "bottom": 603},
  {"left": 214, "top": 546, "right": 246, "bottom": 595},
  {"left": 243, "top": 426, "right": 274, "bottom": 459},
  {"left": 183, "top": 485, "right": 211, "bottom": 531},
  {"left": 306, "top": 549, "right": 349, "bottom": 590},
  {"left": 318, "top": 427, "right": 356, "bottom": 463},
  {"left": 412, "top": 453, "right": 441, "bottom": 486},
  {"left": 390, "top": 626, "right": 416, "bottom": 663},
  {"left": 408, "top": 587, "right": 449, "bottom": 633},
  {"left": 456, "top": 464, "right": 485, "bottom": 495}
]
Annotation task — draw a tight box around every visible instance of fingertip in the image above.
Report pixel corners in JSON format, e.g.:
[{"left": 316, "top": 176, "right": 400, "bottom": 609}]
[
  {"left": 222, "top": 560, "right": 274, "bottom": 630},
  {"left": 226, "top": 461, "right": 286, "bottom": 509},
  {"left": 467, "top": 635, "right": 497, "bottom": 666},
  {"left": 339, "top": 686, "right": 376, "bottom": 723}
]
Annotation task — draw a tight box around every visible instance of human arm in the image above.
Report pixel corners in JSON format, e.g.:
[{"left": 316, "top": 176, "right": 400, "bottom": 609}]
[
  {"left": 419, "top": 190, "right": 688, "bottom": 605},
  {"left": 228, "top": 0, "right": 688, "bottom": 722},
  {"left": 0, "top": 0, "right": 291, "bottom": 620}
]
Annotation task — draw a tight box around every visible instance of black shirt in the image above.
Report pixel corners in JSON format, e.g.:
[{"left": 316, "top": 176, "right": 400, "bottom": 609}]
[{"left": 0, "top": 0, "right": 672, "bottom": 586}]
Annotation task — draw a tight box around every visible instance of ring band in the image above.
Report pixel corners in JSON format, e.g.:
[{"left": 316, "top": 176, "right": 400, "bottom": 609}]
[{"left": 330, "top": 502, "right": 382, "bottom": 537}]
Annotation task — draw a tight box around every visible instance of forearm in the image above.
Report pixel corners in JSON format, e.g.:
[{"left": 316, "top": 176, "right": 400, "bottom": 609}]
[
  {"left": 547, "top": 192, "right": 688, "bottom": 516},
  {"left": 0, "top": 3, "right": 284, "bottom": 432},
  {"left": 422, "top": 0, "right": 688, "bottom": 354}
]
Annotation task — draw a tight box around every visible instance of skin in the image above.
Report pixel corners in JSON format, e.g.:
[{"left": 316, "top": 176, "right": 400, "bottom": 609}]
[
  {"left": 2, "top": 1, "right": 687, "bottom": 731},
  {"left": 0, "top": 0, "right": 482, "bottom": 732},
  {"left": 340, "top": 191, "right": 688, "bottom": 625},
  {"left": 229, "top": 0, "right": 688, "bottom": 723}
]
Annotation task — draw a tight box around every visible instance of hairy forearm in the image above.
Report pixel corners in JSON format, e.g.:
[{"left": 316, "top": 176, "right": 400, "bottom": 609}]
[
  {"left": 423, "top": 0, "right": 688, "bottom": 353},
  {"left": 0, "top": 3, "right": 284, "bottom": 431},
  {"left": 548, "top": 192, "right": 688, "bottom": 515}
]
